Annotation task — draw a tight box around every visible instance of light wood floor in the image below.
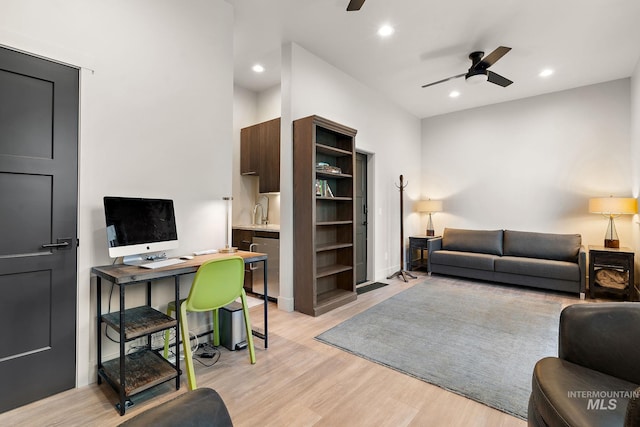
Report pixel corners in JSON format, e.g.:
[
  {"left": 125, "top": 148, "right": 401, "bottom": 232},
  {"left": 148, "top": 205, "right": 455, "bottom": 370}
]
[{"left": 0, "top": 274, "right": 585, "bottom": 427}]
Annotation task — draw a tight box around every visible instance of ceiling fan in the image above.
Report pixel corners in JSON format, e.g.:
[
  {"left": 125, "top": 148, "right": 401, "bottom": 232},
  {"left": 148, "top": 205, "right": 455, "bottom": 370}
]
[
  {"left": 421, "top": 46, "right": 513, "bottom": 89},
  {"left": 347, "top": 0, "right": 365, "bottom": 11}
]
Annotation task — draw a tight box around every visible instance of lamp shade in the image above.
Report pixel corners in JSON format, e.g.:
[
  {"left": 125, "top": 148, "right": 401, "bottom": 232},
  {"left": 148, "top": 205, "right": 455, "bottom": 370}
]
[
  {"left": 588, "top": 197, "right": 637, "bottom": 215},
  {"left": 415, "top": 199, "right": 443, "bottom": 213}
]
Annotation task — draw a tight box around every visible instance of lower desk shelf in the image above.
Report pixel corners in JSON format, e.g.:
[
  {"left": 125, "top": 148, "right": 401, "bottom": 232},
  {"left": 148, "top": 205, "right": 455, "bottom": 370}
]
[
  {"left": 102, "top": 306, "right": 177, "bottom": 340},
  {"left": 100, "top": 350, "right": 178, "bottom": 396}
]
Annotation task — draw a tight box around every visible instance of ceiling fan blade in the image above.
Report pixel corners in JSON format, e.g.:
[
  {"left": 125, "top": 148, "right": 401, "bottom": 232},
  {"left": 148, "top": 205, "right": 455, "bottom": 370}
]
[
  {"left": 346, "top": 0, "right": 365, "bottom": 11},
  {"left": 477, "top": 46, "right": 511, "bottom": 69},
  {"left": 487, "top": 71, "right": 513, "bottom": 87},
  {"left": 421, "top": 73, "right": 466, "bottom": 88}
]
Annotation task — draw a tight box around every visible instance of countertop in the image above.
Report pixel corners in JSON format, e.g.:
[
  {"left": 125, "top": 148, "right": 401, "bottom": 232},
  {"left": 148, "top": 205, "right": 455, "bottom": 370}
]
[{"left": 233, "top": 224, "right": 280, "bottom": 232}]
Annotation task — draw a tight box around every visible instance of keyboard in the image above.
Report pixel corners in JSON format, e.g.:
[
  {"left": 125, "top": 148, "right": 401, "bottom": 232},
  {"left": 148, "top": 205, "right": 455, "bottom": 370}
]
[
  {"left": 139, "top": 258, "right": 186, "bottom": 269},
  {"left": 193, "top": 249, "right": 218, "bottom": 255}
]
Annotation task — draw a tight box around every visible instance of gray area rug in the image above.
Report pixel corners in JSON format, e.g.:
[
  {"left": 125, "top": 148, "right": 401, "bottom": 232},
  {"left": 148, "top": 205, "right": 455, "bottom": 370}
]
[{"left": 316, "top": 277, "right": 562, "bottom": 419}]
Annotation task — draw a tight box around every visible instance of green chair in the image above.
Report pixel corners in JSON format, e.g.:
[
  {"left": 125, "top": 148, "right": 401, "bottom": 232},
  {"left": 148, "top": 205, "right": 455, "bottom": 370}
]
[{"left": 164, "top": 256, "right": 256, "bottom": 390}]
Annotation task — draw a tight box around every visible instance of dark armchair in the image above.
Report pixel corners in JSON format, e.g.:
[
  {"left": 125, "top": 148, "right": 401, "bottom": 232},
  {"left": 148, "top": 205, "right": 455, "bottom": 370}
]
[{"left": 528, "top": 302, "right": 640, "bottom": 426}]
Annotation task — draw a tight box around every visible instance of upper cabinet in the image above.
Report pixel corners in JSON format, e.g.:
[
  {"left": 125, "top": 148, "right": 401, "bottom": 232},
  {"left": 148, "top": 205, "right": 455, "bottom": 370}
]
[{"left": 240, "top": 117, "right": 280, "bottom": 193}]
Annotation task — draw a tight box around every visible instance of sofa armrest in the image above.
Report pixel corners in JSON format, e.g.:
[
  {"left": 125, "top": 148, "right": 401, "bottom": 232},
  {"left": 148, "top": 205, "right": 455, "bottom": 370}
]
[
  {"left": 578, "top": 245, "right": 587, "bottom": 298},
  {"left": 559, "top": 303, "right": 640, "bottom": 384},
  {"left": 426, "top": 237, "right": 442, "bottom": 272}
]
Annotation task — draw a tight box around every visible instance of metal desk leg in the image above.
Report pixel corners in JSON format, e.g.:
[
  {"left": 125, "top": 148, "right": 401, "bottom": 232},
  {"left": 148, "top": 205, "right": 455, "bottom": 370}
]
[
  {"left": 263, "top": 259, "right": 268, "bottom": 348},
  {"left": 174, "top": 276, "right": 181, "bottom": 389},
  {"left": 96, "top": 277, "right": 102, "bottom": 384},
  {"left": 250, "top": 258, "right": 268, "bottom": 348},
  {"left": 118, "top": 284, "right": 126, "bottom": 415},
  {"left": 146, "top": 282, "right": 152, "bottom": 349}
]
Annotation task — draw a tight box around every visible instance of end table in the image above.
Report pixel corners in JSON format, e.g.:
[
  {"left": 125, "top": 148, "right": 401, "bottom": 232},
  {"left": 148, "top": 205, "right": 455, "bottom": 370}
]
[
  {"left": 409, "top": 236, "right": 440, "bottom": 271},
  {"left": 588, "top": 245, "right": 635, "bottom": 301}
]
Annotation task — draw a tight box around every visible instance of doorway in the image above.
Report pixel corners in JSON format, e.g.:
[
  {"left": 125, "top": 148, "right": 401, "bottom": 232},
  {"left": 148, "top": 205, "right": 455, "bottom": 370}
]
[
  {"left": 0, "top": 47, "right": 79, "bottom": 412},
  {"left": 355, "top": 152, "right": 368, "bottom": 284}
]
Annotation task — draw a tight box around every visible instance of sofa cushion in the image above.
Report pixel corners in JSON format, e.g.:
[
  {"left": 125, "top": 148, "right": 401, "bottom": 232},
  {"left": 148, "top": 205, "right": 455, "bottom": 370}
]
[
  {"left": 441, "top": 228, "right": 503, "bottom": 256},
  {"left": 430, "top": 250, "right": 497, "bottom": 271},
  {"left": 494, "top": 256, "right": 579, "bottom": 281},
  {"left": 531, "top": 357, "right": 636, "bottom": 427},
  {"left": 503, "top": 230, "right": 580, "bottom": 262}
]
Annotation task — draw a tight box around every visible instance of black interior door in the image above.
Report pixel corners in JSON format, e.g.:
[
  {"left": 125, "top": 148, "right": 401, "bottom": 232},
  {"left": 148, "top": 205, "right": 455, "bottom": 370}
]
[
  {"left": 0, "top": 47, "right": 79, "bottom": 413},
  {"left": 355, "top": 152, "right": 368, "bottom": 284}
]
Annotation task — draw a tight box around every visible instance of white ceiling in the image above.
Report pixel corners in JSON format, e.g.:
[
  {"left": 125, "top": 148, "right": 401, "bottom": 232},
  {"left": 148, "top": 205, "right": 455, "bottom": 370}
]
[{"left": 229, "top": 0, "right": 640, "bottom": 119}]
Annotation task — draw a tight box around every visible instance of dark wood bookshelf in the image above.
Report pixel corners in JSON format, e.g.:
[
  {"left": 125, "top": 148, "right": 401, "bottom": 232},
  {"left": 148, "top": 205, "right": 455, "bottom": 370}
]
[{"left": 293, "top": 115, "right": 357, "bottom": 316}]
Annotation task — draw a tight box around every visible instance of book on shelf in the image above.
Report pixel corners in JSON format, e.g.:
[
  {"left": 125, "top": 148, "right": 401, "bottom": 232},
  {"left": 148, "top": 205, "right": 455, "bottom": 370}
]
[{"left": 315, "top": 179, "right": 334, "bottom": 197}]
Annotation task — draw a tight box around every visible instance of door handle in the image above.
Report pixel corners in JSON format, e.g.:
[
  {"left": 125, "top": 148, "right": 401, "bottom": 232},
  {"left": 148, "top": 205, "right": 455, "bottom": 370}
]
[{"left": 42, "top": 238, "right": 72, "bottom": 249}]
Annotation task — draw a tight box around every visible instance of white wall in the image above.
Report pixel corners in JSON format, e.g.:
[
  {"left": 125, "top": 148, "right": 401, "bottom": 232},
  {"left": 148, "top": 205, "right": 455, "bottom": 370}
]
[
  {"left": 1, "top": 0, "right": 234, "bottom": 387},
  {"left": 232, "top": 84, "right": 282, "bottom": 227},
  {"left": 232, "top": 85, "right": 259, "bottom": 225},
  {"left": 257, "top": 85, "right": 282, "bottom": 122},
  {"left": 278, "top": 43, "right": 422, "bottom": 311},
  {"left": 421, "top": 79, "right": 633, "bottom": 248}
]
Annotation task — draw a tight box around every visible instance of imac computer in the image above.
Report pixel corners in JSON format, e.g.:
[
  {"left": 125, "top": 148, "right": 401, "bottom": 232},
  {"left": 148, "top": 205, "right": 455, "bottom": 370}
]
[{"left": 103, "top": 196, "right": 179, "bottom": 266}]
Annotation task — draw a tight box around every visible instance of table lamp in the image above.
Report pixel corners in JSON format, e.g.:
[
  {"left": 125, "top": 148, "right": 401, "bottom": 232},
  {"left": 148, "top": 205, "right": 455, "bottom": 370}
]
[
  {"left": 415, "top": 199, "right": 443, "bottom": 236},
  {"left": 588, "top": 196, "right": 637, "bottom": 248}
]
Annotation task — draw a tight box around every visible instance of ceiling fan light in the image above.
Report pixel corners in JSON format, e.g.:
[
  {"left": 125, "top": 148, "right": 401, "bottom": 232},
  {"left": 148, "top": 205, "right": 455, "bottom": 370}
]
[
  {"left": 539, "top": 68, "right": 554, "bottom": 77},
  {"left": 466, "top": 73, "right": 488, "bottom": 84},
  {"left": 377, "top": 24, "right": 394, "bottom": 37}
]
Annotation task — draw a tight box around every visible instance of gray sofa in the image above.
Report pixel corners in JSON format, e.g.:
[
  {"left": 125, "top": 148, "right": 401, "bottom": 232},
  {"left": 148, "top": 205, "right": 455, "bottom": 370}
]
[{"left": 427, "top": 228, "right": 586, "bottom": 298}]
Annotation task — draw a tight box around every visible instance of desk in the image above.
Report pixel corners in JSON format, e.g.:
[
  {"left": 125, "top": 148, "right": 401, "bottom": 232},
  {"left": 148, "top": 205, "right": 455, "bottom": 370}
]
[{"left": 91, "top": 250, "right": 268, "bottom": 415}]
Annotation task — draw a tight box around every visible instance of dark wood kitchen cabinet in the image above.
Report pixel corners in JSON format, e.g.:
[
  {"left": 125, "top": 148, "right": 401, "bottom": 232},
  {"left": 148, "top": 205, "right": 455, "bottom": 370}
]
[
  {"left": 240, "top": 117, "right": 280, "bottom": 193},
  {"left": 233, "top": 228, "right": 279, "bottom": 294}
]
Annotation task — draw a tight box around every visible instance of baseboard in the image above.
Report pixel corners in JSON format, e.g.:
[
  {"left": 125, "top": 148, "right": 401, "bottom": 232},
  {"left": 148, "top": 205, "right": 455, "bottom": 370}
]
[{"left": 377, "top": 266, "right": 400, "bottom": 281}]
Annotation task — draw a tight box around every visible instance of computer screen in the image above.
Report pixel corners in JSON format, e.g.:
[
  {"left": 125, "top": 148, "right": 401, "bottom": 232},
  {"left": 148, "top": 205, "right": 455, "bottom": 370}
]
[{"left": 103, "top": 196, "right": 179, "bottom": 262}]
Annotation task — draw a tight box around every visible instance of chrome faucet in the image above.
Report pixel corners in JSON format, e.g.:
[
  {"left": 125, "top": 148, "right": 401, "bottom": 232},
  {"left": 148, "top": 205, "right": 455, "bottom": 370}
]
[
  {"left": 253, "top": 195, "right": 269, "bottom": 225},
  {"left": 252, "top": 203, "right": 263, "bottom": 225},
  {"left": 259, "top": 195, "right": 269, "bottom": 225}
]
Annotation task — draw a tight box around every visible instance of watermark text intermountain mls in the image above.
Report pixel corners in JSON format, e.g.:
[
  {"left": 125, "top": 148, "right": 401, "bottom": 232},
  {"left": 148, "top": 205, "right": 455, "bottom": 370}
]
[{"left": 568, "top": 390, "right": 640, "bottom": 411}]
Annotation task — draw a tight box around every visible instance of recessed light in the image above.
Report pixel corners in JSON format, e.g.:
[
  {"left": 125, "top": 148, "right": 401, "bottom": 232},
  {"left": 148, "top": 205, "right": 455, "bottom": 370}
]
[
  {"left": 449, "top": 90, "right": 460, "bottom": 98},
  {"left": 377, "top": 24, "right": 394, "bottom": 37},
  {"left": 252, "top": 64, "right": 265, "bottom": 73},
  {"left": 539, "top": 68, "right": 554, "bottom": 77}
]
